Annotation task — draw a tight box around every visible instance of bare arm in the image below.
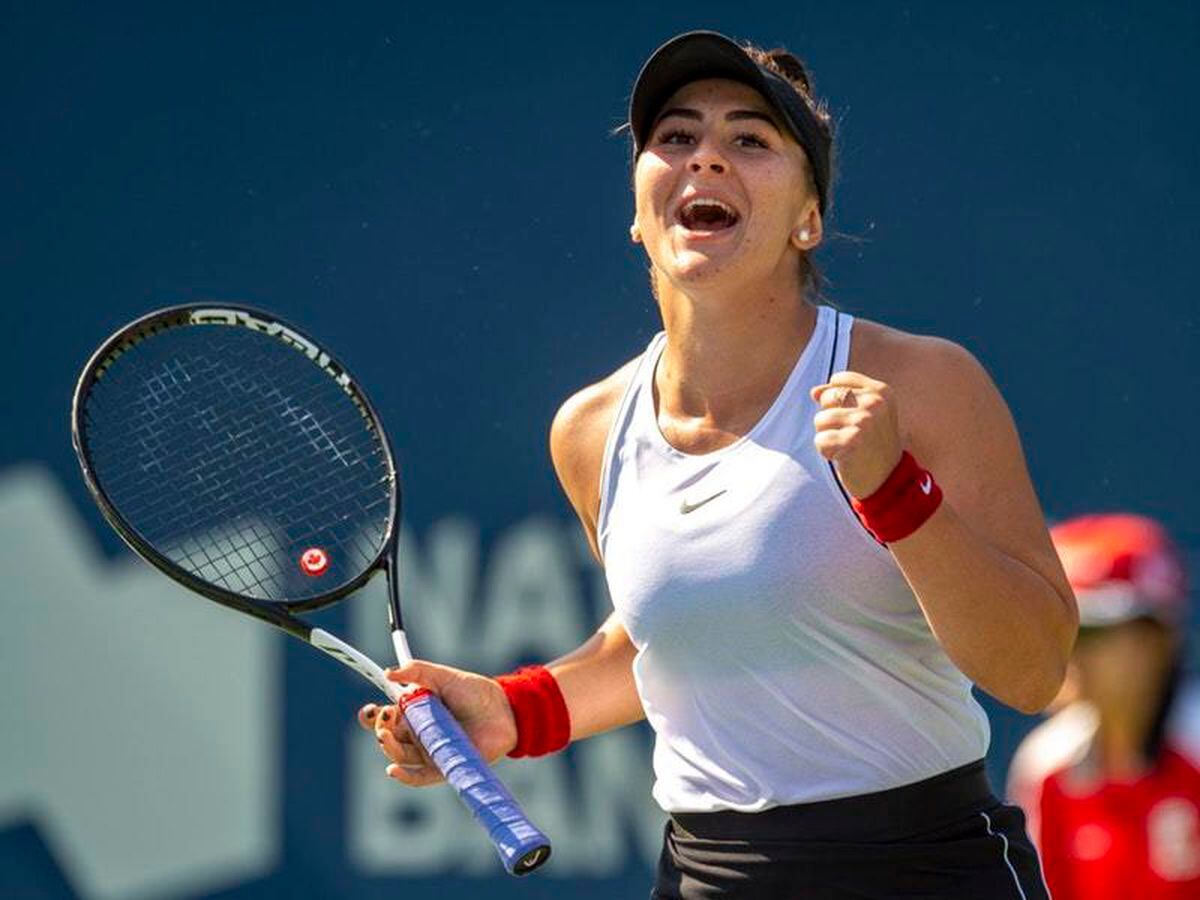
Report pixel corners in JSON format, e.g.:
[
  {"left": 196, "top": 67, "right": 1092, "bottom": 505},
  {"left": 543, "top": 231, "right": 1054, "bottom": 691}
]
[
  {"left": 813, "top": 330, "right": 1077, "bottom": 714},
  {"left": 361, "top": 362, "right": 644, "bottom": 783},
  {"left": 546, "top": 610, "right": 643, "bottom": 740},
  {"left": 896, "top": 340, "right": 1077, "bottom": 712},
  {"left": 544, "top": 361, "right": 645, "bottom": 738}
]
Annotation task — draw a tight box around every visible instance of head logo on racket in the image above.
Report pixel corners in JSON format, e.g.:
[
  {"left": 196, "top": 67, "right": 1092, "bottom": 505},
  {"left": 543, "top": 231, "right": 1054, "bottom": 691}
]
[{"left": 300, "top": 547, "right": 329, "bottom": 576}]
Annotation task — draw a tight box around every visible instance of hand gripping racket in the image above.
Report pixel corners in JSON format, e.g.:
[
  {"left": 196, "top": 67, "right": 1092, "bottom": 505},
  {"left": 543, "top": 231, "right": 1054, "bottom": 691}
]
[{"left": 71, "top": 303, "right": 551, "bottom": 875}]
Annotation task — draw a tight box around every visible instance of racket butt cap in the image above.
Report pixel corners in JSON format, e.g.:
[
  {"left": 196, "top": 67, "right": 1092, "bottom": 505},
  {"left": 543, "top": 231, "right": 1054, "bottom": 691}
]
[{"left": 512, "top": 843, "right": 551, "bottom": 875}]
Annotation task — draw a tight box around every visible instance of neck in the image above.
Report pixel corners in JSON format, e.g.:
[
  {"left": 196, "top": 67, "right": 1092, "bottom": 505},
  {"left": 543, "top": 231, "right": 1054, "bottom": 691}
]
[
  {"left": 1090, "top": 662, "right": 1176, "bottom": 778},
  {"left": 654, "top": 274, "right": 816, "bottom": 422},
  {"left": 1093, "top": 703, "right": 1157, "bottom": 778}
]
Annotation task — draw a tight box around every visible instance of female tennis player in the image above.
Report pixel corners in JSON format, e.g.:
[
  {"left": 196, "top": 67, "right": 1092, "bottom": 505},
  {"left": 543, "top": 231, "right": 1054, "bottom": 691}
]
[{"left": 359, "top": 30, "right": 1077, "bottom": 898}]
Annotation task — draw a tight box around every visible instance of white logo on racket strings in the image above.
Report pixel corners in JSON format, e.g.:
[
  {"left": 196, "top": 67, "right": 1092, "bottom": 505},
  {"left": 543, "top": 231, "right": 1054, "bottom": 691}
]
[
  {"left": 190, "top": 308, "right": 353, "bottom": 392},
  {"left": 920, "top": 474, "right": 933, "bottom": 495}
]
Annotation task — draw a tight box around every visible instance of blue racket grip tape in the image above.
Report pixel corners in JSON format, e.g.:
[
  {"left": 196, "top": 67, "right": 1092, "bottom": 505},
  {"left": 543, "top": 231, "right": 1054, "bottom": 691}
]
[{"left": 400, "top": 690, "right": 552, "bottom": 875}]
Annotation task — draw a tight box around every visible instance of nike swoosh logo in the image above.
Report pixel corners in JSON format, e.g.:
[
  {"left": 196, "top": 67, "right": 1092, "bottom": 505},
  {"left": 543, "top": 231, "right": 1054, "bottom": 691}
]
[
  {"left": 920, "top": 474, "right": 933, "bottom": 495},
  {"left": 679, "top": 489, "right": 727, "bottom": 515}
]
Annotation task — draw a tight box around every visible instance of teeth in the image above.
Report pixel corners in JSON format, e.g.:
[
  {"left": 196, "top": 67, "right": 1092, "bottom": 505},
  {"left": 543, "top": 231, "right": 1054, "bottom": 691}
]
[{"left": 681, "top": 198, "right": 737, "bottom": 219}]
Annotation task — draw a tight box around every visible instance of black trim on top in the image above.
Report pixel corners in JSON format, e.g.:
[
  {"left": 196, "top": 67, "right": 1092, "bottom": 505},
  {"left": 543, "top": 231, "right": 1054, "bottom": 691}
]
[
  {"left": 825, "top": 312, "right": 857, "bottom": 509},
  {"left": 824, "top": 310, "right": 884, "bottom": 545}
]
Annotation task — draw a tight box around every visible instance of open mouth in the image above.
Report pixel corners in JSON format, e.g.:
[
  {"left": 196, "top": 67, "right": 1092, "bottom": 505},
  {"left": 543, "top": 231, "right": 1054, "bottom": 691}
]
[{"left": 676, "top": 198, "right": 741, "bottom": 233}]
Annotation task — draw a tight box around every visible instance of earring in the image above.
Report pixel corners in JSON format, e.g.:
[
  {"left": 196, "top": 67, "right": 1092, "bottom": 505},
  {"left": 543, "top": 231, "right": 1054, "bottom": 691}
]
[
  {"left": 798, "top": 229, "right": 810, "bottom": 242},
  {"left": 630, "top": 225, "right": 642, "bottom": 243}
]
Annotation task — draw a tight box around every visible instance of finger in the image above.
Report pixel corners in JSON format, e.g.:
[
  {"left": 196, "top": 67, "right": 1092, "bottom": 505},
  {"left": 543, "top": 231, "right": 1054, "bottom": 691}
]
[
  {"left": 819, "top": 386, "right": 884, "bottom": 410},
  {"left": 385, "top": 659, "right": 448, "bottom": 689},
  {"left": 809, "top": 372, "right": 887, "bottom": 402},
  {"left": 813, "top": 407, "right": 866, "bottom": 431},
  {"left": 377, "top": 706, "right": 439, "bottom": 778},
  {"left": 374, "top": 705, "right": 411, "bottom": 739},
  {"left": 376, "top": 728, "right": 426, "bottom": 767},
  {"left": 386, "top": 762, "right": 446, "bottom": 787},
  {"left": 825, "top": 370, "right": 887, "bottom": 391},
  {"left": 376, "top": 721, "right": 425, "bottom": 767},
  {"left": 814, "top": 385, "right": 858, "bottom": 409},
  {"left": 813, "top": 427, "right": 859, "bottom": 460},
  {"left": 358, "top": 704, "right": 379, "bottom": 731},
  {"left": 374, "top": 706, "right": 424, "bottom": 754}
]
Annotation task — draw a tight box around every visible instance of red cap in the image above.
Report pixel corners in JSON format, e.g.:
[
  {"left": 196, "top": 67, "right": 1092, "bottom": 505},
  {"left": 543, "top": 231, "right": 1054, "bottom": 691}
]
[{"left": 1051, "top": 514, "right": 1188, "bottom": 628}]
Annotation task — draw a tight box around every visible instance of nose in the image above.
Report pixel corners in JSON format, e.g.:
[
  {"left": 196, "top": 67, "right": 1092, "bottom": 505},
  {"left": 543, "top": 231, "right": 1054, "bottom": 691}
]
[{"left": 688, "top": 138, "right": 727, "bottom": 174}]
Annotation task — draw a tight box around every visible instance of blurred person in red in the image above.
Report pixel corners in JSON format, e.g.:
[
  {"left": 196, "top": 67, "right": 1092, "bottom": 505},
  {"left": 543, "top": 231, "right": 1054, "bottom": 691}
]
[{"left": 1008, "top": 513, "right": 1199, "bottom": 899}]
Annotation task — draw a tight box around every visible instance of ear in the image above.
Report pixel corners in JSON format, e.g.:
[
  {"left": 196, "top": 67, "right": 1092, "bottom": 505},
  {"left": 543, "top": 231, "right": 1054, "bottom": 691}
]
[
  {"left": 789, "top": 207, "right": 822, "bottom": 251},
  {"left": 630, "top": 223, "right": 642, "bottom": 244}
]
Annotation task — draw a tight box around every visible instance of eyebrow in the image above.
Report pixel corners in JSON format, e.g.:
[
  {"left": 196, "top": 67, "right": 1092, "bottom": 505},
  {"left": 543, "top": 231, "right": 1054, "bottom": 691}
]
[{"left": 654, "top": 107, "right": 782, "bottom": 132}]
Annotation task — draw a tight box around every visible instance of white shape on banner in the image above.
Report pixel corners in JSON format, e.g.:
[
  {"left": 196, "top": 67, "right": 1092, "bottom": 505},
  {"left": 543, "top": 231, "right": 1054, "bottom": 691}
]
[
  {"left": 476, "top": 517, "right": 590, "bottom": 670},
  {"left": 0, "top": 466, "right": 279, "bottom": 900}
]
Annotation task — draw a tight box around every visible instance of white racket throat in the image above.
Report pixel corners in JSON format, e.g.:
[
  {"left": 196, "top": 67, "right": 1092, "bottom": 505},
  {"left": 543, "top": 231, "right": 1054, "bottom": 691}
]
[
  {"left": 389, "top": 629, "right": 422, "bottom": 698},
  {"left": 310, "top": 628, "right": 402, "bottom": 701},
  {"left": 391, "top": 629, "right": 413, "bottom": 666}
]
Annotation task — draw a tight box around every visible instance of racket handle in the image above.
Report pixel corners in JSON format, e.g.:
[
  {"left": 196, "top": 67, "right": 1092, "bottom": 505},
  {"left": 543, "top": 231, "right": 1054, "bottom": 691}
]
[{"left": 400, "top": 690, "right": 552, "bottom": 875}]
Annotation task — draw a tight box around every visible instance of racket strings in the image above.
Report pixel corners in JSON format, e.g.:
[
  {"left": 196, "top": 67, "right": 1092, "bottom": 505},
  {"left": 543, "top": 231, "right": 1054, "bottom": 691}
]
[
  {"left": 82, "top": 325, "right": 391, "bottom": 601},
  {"left": 90, "top": 353, "right": 387, "bottom": 594}
]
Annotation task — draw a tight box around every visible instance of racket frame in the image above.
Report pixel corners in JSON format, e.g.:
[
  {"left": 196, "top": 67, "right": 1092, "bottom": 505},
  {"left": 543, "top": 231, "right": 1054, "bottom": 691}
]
[
  {"left": 71, "top": 303, "right": 407, "bottom": 638},
  {"left": 70, "top": 302, "right": 551, "bottom": 875}
]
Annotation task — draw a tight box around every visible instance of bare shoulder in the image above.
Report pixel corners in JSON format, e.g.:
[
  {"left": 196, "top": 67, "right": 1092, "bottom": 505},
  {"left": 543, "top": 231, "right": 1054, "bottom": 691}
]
[
  {"left": 550, "top": 356, "right": 640, "bottom": 554},
  {"left": 851, "top": 317, "right": 1070, "bottom": 599},
  {"left": 848, "top": 318, "right": 1000, "bottom": 466},
  {"left": 849, "top": 318, "right": 991, "bottom": 397}
]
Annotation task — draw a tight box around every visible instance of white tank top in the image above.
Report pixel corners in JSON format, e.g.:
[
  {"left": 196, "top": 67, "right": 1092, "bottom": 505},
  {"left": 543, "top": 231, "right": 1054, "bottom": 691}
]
[{"left": 597, "top": 305, "right": 990, "bottom": 813}]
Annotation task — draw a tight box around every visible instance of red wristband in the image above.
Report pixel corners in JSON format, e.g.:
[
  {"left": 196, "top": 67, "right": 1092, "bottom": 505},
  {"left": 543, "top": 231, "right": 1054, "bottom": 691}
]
[
  {"left": 495, "top": 665, "right": 571, "bottom": 758},
  {"left": 850, "top": 451, "right": 943, "bottom": 543}
]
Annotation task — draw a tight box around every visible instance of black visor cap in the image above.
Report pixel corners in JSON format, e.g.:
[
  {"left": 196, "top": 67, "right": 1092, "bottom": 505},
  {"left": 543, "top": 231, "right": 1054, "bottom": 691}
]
[{"left": 629, "top": 31, "right": 831, "bottom": 214}]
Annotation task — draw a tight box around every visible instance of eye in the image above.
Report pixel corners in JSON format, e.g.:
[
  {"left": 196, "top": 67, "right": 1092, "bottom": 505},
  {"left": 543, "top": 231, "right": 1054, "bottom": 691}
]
[
  {"left": 656, "top": 128, "right": 695, "bottom": 145},
  {"left": 734, "top": 132, "right": 770, "bottom": 149}
]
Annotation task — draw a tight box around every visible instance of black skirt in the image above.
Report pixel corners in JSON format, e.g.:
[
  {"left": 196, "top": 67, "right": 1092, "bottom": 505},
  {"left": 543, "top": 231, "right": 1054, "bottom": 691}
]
[{"left": 652, "top": 761, "right": 1048, "bottom": 900}]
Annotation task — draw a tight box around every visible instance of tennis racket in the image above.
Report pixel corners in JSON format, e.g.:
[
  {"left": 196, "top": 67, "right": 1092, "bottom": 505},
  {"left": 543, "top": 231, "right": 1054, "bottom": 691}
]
[{"left": 71, "top": 303, "right": 551, "bottom": 875}]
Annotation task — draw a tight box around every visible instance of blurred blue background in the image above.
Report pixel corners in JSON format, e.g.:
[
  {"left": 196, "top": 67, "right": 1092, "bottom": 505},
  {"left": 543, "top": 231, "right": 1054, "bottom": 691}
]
[{"left": 3, "top": 2, "right": 1197, "bottom": 897}]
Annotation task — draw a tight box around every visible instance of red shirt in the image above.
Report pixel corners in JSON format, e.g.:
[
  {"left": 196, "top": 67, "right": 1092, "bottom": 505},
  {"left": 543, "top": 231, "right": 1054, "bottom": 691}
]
[{"left": 1037, "top": 745, "right": 1200, "bottom": 900}]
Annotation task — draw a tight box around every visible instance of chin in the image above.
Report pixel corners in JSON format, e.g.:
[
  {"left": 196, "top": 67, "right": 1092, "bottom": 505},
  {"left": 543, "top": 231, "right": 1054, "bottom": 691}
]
[{"left": 666, "top": 246, "right": 740, "bottom": 283}]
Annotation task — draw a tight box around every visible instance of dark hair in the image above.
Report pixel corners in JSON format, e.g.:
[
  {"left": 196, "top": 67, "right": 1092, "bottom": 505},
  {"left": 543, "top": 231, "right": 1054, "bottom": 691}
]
[
  {"left": 742, "top": 43, "right": 833, "bottom": 298},
  {"left": 637, "top": 41, "right": 834, "bottom": 301}
]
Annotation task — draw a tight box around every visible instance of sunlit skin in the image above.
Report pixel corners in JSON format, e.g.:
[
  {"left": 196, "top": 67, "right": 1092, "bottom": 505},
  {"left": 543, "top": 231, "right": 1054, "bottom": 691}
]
[
  {"left": 356, "top": 75, "right": 1077, "bottom": 785},
  {"left": 633, "top": 78, "right": 820, "bottom": 298},
  {"left": 632, "top": 80, "right": 827, "bottom": 451},
  {"left": 357, "top": 80, "right": 834, "bottom": 781}
]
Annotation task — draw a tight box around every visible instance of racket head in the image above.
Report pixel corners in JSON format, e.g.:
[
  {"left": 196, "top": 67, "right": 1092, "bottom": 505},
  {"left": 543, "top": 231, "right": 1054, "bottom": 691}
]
[{"left": 72, "top": 303, "right": 399, "bottom": 616}]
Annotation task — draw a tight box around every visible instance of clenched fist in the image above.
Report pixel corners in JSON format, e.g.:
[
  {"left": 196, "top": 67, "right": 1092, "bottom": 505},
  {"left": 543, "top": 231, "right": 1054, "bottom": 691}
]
[{"left": 810, "top": 371, "right": 904, "bottom": 499}]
